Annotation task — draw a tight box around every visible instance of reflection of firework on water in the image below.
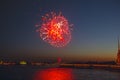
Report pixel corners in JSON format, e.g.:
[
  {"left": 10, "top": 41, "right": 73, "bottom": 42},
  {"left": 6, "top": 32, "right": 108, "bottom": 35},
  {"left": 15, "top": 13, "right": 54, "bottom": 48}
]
[
  {"left": 33, "top": 68, "right": 73, "bottom": 80},
  {"left": 36, "top": 12, "right": 72, "bottom": 47}
]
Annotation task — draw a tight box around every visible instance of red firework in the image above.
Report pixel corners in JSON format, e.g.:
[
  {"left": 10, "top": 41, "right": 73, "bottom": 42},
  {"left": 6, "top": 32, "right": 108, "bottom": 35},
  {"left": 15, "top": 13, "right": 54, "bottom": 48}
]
[{"left": 36, "top": 12, "right": 72, "bottom": 47}]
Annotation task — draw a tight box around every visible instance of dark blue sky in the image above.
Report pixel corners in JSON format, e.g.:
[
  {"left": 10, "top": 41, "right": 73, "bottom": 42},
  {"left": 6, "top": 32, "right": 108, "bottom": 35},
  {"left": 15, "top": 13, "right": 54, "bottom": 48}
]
[{"left": 1, "top": 0, "right": 120, "bottom": 61}]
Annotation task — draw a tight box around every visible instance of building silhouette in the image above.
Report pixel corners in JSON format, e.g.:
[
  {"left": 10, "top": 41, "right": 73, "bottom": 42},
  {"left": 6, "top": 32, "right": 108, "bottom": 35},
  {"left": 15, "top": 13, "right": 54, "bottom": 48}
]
[{"left": 116, "top": 37, "right": 120, "bottom": 65}]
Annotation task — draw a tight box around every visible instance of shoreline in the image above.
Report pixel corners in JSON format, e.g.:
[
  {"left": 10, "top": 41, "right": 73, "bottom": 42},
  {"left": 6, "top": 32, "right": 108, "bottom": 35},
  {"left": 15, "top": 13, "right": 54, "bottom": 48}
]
[{"left": 59, "top": 64, "right": 120, "bottom": 71}]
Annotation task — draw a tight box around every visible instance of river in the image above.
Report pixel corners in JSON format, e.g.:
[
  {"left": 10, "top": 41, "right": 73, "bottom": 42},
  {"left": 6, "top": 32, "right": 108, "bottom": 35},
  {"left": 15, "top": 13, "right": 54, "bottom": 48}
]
[{"left": 0, "top": 66, "right": 120, "bottom": 80}]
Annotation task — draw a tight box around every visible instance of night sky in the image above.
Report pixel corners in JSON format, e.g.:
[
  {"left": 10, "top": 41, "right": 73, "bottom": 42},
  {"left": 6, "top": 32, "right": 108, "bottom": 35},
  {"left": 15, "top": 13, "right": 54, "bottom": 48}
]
[{"left": 1, "top": 0, "right": 120, "bottom": 62}]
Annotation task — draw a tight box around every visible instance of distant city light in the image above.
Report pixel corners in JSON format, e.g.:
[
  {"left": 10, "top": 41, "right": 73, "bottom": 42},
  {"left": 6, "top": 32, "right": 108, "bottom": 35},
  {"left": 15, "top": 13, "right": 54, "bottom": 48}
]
[
  {"left": 0, "top": 60, "right": 3, "bottom": 64},
  {"left": 20, "top": 61, "right": 27, "bottom": 65}
]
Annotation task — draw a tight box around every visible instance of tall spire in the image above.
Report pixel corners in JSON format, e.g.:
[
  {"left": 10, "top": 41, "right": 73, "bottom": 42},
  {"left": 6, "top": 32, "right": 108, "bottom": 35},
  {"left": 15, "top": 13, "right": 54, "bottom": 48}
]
[{"left": 117, "top": 36, "right": 120, "bottom": 65}]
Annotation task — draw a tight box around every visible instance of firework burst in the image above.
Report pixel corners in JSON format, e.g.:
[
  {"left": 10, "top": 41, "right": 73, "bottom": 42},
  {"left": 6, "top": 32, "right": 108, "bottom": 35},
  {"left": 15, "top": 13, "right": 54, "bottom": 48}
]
[{"left": 36, "top": 12, "right": 72, "bottom": 47}]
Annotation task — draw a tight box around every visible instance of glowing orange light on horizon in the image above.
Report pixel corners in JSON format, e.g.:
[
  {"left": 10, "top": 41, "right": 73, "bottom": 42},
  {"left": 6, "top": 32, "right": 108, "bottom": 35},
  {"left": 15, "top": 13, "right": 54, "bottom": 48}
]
[
  {"left": 33, "top": 68, "right": 73, "bottom": 80},
  {"left": 36, "top": 12, "right": 72, "bottom": 47}
]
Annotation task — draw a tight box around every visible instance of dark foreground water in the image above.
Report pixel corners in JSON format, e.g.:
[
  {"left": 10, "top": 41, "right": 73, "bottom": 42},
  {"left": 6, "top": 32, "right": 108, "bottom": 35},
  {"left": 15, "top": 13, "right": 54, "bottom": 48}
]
[{"left": 0, "top": 66, "right": 120, "bottom": 80}]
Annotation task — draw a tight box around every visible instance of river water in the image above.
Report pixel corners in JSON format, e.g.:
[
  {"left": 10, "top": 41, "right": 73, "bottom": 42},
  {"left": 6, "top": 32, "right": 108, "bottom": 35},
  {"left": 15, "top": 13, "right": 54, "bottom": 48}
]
[{"left": 0, "top": 66, "right": 120, "bottom": 80}]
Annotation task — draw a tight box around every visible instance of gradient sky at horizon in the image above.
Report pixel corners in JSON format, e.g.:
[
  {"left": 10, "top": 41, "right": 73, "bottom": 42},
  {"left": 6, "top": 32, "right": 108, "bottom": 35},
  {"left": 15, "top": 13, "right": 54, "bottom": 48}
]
[{"left": 1, "top": 0, "right": 120, "bottom": 62}]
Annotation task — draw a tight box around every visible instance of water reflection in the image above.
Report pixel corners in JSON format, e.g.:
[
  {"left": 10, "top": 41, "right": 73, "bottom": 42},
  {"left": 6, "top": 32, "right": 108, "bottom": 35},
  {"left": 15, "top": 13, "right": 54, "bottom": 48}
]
[{"left": 33, "top": 68, "right": 74, "bottom": 80}]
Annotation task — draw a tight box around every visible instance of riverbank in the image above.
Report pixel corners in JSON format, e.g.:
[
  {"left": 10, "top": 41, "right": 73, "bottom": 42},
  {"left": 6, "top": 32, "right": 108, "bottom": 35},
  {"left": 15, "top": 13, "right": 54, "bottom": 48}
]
[{"left": 59, "top": 64, "right": 120, "bottom": 71}]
